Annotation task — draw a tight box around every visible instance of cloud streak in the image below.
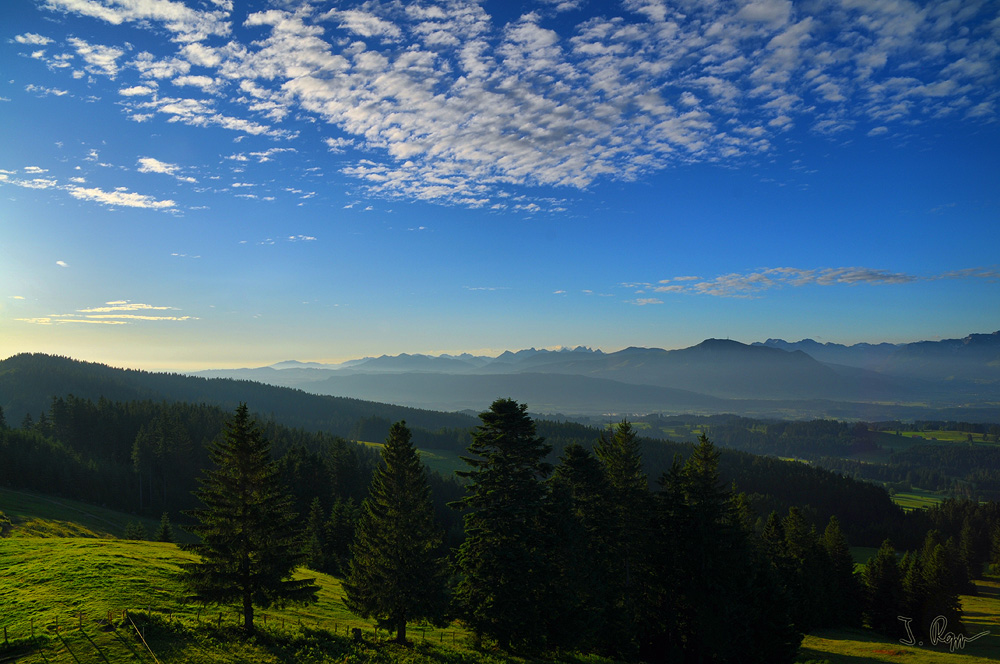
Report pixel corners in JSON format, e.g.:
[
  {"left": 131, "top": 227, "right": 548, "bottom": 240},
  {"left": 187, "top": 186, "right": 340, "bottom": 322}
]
[
  {"left": 16, "top": 300, "right": 196, "bottom": 325},
  {"left": 627, "top": 266, "right": 1000, "bottom": 300}
]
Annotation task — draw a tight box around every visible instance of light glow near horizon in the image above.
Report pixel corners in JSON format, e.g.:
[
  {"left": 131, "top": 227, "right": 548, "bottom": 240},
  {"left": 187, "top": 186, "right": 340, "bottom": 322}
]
[{"left": 1, "top": 0, "right": 998, "bottom": 371}]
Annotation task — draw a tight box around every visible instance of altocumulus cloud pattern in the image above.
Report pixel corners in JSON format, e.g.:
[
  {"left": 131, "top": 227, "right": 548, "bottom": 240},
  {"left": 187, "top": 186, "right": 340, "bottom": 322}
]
[{"left": 12, "top": 0, "right": 1000, "bottom": 209}]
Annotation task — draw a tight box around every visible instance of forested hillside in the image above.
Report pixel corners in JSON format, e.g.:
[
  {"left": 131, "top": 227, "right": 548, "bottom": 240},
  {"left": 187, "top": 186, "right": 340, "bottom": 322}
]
[
  {"left": 0, "top": 353, "right": 954, "bottom": 551},
  {"left": 3, "top": 356, "right": 1000, "bottom": 662},
  {"left": 0, "top": 353, "right": 478, "bottom": 436}
]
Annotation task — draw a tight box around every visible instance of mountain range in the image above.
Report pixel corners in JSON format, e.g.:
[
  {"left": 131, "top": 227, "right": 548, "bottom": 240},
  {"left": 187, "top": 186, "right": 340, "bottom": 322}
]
[{"left": 190, "top": 332, "right": 1000, "bottom": 420}]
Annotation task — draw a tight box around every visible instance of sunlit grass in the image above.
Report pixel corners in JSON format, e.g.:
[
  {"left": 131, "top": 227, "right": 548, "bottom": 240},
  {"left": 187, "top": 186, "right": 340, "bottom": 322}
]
[{"left": 797, "top": 577, "right": 1000, "bottom": 663}]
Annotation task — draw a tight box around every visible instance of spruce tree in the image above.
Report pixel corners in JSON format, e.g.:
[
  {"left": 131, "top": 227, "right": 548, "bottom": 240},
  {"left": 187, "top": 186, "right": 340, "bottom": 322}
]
[
  {"left": 821, "top": 516, "right": 862, "bottom": 627},
  {"left": 324, "top": 498, "right": 359, "bottom": 577},
  {"left": 343, "top": 421, "right": 448, "bottom": 643},
  {"left": 657, "top": 435, "right": 800, "bottom": 663},
  {"left": 155, "top": 512, "right": 173, "bottom": 543},
  {"left": 781, "top": 507, "right": 828, "bottom": 631},
  {"left": 863, "top": 539, "right": 902, "bottom": 636},
  {"left": 594, "top": 419, "right": 652, "bottom": 658},
  {"left": 453, "top": 398, "right": 552, "bottom": 651},
  {"left": 304, "top": 497, "right": 327, "bottom": 572},
  {"left": 184, "top": 403, "right": 318, "bottom": 636},
  {"left": 546, "top": 443, "right": 612, "bottom": 651},
  {"left": 990, "top": 522, "right": 1000, "bottom": 574}
]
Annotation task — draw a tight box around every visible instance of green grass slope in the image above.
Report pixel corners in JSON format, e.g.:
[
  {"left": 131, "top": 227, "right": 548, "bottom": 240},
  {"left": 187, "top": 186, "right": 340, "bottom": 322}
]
[
  {"left": 0, "top": 538, "right": 499, "bottom": 664},
  {"left": 0, "top": 487, "right": 170, "bottom": 539}
]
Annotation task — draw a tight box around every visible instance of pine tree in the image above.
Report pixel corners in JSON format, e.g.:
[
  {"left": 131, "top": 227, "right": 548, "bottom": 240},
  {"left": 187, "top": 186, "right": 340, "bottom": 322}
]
[
  {"left": 657, "top": 435, "right": 800, "bottom": 663},
  {"left": 342, "top": 421, "right": 448, "bottom": 643},
  {"left": 124, "top": 520, "right": 146, "bottom": 540},
  {"left": 863, "top": 539, "right": 903, "bottom": 636},
  {"left": 594, "top": 419, "right": 652, "bottom": 658},
  {"left": 184, "top": 403, "right": 318, "bottom": 636},
  {"left": 453, "top": 398, "right": 552, "bottom": 651},
  {"left": 546, "top": 443, "right": 613, "bottom": 651},
  {"left": 304, "top": 497, "right": 327, "bottom": 572},
  {"left": 781, "top": 507, "right": 828, "bottom": 631},
  {"left": 921, "top": 540, "right": 964, "bottom": 637},
  {"left": 155, "top": 512, "right": 173, "bottom": 543},
  {"left": 990, "top": 522, "right": 1000, "bottom": 574},
  {"left": 324, "top": 498, "right": 359, "bottom": 577},
  {"left": 821, "top": 516, "right": 862, "bottom": 627}
]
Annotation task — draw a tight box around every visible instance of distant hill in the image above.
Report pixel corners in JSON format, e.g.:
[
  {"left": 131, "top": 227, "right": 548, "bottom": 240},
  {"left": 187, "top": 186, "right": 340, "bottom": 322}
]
[
  {"left": 754, "top": 331, "right": 1000, "bottom": 383},
  {"left": 0, "top": 353, "right": 477, "bottom": 437},
  {"left": 184, "top": 334, "right": 1000, "bottom": 419},
  {"left": 7, "top": 330, "right": 999, "bottom": 424}
]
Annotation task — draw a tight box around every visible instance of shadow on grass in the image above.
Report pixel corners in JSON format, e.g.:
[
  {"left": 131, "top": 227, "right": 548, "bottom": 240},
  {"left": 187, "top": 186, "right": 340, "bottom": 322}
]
[{"left": 80, "top": 629, "right": 113, "bottom": 664}]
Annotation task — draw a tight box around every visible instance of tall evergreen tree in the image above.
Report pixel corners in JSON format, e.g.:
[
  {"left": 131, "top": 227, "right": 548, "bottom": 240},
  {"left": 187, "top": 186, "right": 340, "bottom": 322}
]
[
  {"left": 594, "top": 419, "right": 652, "bottom": 658},
  {"left": 990, "top": 522, "right": 1000, "bottom": 574},
  {"left": 343, "top": 421, "right": 448, "bottom": 643},
  {"left": 155, "top": 512, "right": 173, "bottom": 543},
  {"left": 546, "top": 443, "right": 612, "bottom": 651},
  {"left": 863, "top": 539, "right": 903, "bottom": 636},
  {"left": 325, "top": 498, "right": 359, "bottom": 577},
  {"left": 304, "top": 497, "right": 327, "bottom": 572},
  {"left": 821, "top": 516, "right": 862, "bottom": 627},
  {"left": 184, "top": 403, "right": 317, "bottom": 636},
  {"left": 453, "top": 398, "right": 552, "bottom": 651},
  {"left": 781, "top": 507, "right": 829, "bottom": 631},
  {"left": 652, "top": 435, "right": 799, "bottom": 663}
]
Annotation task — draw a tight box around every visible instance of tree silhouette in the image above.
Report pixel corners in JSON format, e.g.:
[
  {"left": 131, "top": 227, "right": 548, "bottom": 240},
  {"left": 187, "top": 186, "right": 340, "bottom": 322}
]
[
  {"left": 453, "top": 398, "right": 552, "bottom": 651},
  {"left": 184, "top": 403, "right": 317, "bottom": 636},
  {"left": 343, "top": 421, "right": 448, "bottom": 642}
]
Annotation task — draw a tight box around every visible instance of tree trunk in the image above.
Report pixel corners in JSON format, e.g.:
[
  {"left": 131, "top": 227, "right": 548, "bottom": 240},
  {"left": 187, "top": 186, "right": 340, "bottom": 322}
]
[
  {"left": 243, "top": 593, "right": 255, "bottom": 636},
  {"left": 396, "top": 616, "right": 407, "bottom": 644}
]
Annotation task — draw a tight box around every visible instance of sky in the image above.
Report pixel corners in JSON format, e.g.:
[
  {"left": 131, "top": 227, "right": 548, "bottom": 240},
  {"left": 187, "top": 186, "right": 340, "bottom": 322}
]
[{"left": 1, "top": 0, "right": 998, "bottom": 371}]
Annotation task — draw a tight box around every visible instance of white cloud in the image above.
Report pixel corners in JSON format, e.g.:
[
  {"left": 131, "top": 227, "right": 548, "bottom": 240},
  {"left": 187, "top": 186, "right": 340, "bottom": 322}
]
[
  {"left": 67, "top": 37, "right": 125, "bottom": 78},
  {"left": 28, "top": 0, "right": 1000, "bottom": 209},
  {"left": 634, "top": 265, "right": 1000, "bottom": 299},
  {"left": 173, "top": 75, "right": 218, "bottom": 92},
  {"left": 25, "top": 84, "right": 69, "bottom": 97},
  {"left": 67, "top": 184, "right": 176, "bottom": 209},
  {"left": 16, "top": 299, "right": 196, "bottom": 325},
  {"left": 249, "top": 147, "right": 294, "bottom": 162},
  {"left": 56, "top": 260, "right": 69, "bottom": 268},
  {"left": 326, "top": 9, "right": 402, "bottom": 41},
  {"left": 15, "top": 33, "right": 54, "bottom": 45},
  {"left": 137, "top": 156, "right": 178, "bottom": 174},
  {"left": 119, "top": 84, "right": 156, "bottom": 96},
  {"left": 41, "top": 0, "right": 231, "bottom": 42},
  {"left": 324, "top": 137, "right": 354, "bottom": 152}
]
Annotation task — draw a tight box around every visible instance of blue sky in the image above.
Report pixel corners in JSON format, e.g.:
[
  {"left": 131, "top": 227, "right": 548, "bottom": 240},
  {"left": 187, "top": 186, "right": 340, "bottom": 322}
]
[{"left": 1, "top": 0, "right": 998, "bottom": 370}]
